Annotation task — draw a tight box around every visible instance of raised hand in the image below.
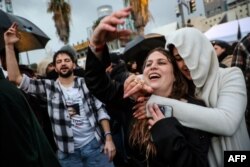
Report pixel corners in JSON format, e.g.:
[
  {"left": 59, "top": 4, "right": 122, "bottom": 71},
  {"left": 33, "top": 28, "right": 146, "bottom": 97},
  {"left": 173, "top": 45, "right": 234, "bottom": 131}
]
[
  {"left": 4, "top": 23, "right": 20, "bottom": 46},
  {"left": 90, "top": 6, "right": 132, "bottom": 46}
]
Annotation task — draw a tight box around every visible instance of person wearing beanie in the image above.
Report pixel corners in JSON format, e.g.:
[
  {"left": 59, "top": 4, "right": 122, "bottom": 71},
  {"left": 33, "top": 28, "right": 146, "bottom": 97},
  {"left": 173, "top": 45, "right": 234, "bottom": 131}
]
[
  {"left": 4, "top": 23, "right": 116, "bottom": 167},
  {"left": 211, "top": 40, "right": 233, "bottom": 67},
  {"left": 37, "top": 56, "right": 54, "bottom": 78},
  {"left": 50, "top": 44, "right": 86, "bottom": 79},
  {"left": 53, "top": 44, "right": 77, "bottom": 64}
]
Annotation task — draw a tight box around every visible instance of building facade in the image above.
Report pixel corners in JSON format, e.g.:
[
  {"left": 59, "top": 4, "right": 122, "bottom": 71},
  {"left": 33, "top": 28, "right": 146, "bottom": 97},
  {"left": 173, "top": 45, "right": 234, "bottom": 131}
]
[
  {"left": 181, "top": 0, "right": 250, "bottom": 32},
  {"left": 0, "top": 0, "right": 13, "bottom": 13}
]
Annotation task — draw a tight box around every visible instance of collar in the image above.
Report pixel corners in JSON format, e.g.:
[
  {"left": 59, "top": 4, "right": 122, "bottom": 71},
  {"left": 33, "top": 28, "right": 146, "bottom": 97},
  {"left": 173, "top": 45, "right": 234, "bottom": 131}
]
[{"left": 0, "top": 67, "right": 7, "bottom": 79}]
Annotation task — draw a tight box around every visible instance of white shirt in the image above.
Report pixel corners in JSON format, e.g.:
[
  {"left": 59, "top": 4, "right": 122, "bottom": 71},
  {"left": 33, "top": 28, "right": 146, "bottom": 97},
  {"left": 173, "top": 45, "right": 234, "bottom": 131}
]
[{"left": 60, "top": 84, "right": 95, "bottom": 148}]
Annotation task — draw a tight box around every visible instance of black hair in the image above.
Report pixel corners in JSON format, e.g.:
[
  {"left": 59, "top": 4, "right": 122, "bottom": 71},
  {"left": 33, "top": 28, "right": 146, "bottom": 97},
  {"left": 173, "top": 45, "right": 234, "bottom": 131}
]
[
  {"left": 52, "top": 50, "right": 76, "bottom": 65},
  {"left": 167, "top": 44, "right": 198, "bottom": 97}
]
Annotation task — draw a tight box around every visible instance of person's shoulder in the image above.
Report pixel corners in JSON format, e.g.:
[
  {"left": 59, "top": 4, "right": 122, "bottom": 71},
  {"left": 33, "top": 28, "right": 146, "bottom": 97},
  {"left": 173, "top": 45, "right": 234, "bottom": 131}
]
[
  {"left": 218, "top": 66, "right": 245, "bottom": 84},
  {"left": 219, "top": 66, "right": 242, "bottom": 74},
  {"left": 75, "top": 76, "right": 85, "bottom": 81},
  {"left": 75, "top": 76, "right": 87, "bottom": 85}
]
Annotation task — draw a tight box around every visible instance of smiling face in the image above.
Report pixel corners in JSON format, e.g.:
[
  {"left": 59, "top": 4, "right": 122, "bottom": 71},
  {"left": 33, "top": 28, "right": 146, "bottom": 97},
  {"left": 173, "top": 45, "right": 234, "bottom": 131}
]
[
  {"left": 54, "top": 53, "right": 75, "bottom": 78},
  {"left": 172, "top": 47, "right": 192, "bottom": 80},
  {"left": 143, "top": 50, "right": 175, "bottom": 97}
]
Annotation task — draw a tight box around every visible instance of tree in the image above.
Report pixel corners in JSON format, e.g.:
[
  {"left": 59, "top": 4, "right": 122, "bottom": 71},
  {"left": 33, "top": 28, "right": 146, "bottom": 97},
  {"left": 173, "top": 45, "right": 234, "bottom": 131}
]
[
  {"left": 127, "top": 0, "right": 151, "bottom": 35},
  {"left": 47, "top": 0, "right": 71, "bottom": 44}
]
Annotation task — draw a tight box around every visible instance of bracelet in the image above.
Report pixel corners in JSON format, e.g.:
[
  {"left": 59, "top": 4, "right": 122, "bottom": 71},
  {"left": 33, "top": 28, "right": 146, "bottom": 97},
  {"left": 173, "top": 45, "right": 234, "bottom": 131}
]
[
  {"left": 104, "top": 132, "right": 112, "bottom": 137},
  {"left": 89, "top": 41, "right": 105, "bottom": 53}
]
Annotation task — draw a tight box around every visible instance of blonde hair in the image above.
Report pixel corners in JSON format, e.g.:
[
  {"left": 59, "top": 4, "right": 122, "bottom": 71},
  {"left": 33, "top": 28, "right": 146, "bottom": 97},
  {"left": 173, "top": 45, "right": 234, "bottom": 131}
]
[
  {"left": 129, "top": 119, "right": 156, "bottom": 159},
  {"left": 37, "top": 57, "right": 53, "bottom": 76}
]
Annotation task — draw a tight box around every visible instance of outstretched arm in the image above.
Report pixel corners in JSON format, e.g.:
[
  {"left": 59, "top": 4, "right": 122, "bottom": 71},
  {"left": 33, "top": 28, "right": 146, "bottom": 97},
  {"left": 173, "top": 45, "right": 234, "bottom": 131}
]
[
  {"left": 85, "top": 7, "right": 132, "bottom": 104},
  {"left": 100, "top": 119, "right": 116, "bottom": 161},
  {"left": 89, "top": 6, "right": 132, "bottom": 59},
  {"left": 148, "top": 68, "right": 247, "bottom": 136},
  {"left": 4, "top": 23, "right": 23, "bottom": 85}
]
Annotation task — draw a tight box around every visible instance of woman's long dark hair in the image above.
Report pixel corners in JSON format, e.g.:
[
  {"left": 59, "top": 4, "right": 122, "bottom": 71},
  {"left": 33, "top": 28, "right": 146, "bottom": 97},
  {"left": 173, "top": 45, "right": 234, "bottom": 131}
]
[
  {"left": 167, "top": 44, "right": 196, "bottom": 96},
  {"left": 129, "top": 47, "right": 189, "bottom": 159}
]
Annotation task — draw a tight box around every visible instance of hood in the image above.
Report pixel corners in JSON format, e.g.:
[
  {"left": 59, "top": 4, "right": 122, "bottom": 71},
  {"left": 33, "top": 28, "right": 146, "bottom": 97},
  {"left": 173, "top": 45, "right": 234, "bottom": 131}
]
[{"left": 165, "top": 27, "right": 219, "bottom": 88}]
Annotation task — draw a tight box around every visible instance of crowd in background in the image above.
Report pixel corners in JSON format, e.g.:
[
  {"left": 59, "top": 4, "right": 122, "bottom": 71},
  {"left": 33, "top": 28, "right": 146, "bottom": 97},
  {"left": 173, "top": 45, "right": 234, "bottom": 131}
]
[{"left": 0, "top": 6, "right": 250, "bottom": 167}]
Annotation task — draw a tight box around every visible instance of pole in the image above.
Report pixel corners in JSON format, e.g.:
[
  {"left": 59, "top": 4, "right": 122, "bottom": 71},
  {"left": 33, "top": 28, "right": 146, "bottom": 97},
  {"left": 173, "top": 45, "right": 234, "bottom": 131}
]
[
  {"left": 26, "top": 51, "right": 30, "bottom": 66},
  {"left": 178, "top": 3, "right": 185, "bottom": 27},
  {"left": 248, "top": 0, "right": 250, "bottom": 16}
]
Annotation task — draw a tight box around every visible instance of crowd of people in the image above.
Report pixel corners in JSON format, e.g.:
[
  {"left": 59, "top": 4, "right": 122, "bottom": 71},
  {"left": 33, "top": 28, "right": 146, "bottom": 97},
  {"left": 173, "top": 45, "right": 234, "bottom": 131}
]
[{"left": 0, "top": 6, "right": 250, "bottom": 167}]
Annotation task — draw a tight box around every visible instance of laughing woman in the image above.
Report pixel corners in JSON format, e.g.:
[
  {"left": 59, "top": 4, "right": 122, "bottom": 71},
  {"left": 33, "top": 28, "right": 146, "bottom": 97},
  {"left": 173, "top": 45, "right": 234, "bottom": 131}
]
[{"left": 144, "top": 28, "right": 250, "bottom": 167}]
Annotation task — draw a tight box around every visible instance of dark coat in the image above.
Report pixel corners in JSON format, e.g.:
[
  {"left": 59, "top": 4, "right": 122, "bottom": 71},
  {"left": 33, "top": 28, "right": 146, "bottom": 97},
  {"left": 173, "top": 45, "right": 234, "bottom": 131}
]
[
  {"left": 0, "top": 69, "right": 61, "bottom": 167},
  {"left": 85, "top": 47, "right": 211, "bottom": 167},
  {"left": 150, "top": 96, "right": 211, "bottom": 167}
]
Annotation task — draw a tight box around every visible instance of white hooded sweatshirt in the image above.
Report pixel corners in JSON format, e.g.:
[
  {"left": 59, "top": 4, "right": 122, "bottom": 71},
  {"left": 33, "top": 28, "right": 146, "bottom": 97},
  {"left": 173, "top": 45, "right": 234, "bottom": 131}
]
[{"left": 148, "top": 28, "right": 250, "bottom": 167}]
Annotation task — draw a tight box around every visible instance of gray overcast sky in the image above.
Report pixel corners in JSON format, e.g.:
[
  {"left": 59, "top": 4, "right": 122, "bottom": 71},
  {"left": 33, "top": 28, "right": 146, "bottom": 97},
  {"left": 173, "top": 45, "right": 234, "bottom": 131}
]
[{"left": 11, "top": 0, "right": 177, "bottom": 64}]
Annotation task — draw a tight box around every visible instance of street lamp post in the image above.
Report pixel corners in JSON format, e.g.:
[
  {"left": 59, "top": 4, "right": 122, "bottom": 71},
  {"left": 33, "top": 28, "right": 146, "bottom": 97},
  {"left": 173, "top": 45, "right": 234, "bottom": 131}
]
[
  {"left": 177, "top": 0, "right": 191, "bottom": 27},
  {"left": 178, "top": 3, "right": 185, "bottom": 27}
]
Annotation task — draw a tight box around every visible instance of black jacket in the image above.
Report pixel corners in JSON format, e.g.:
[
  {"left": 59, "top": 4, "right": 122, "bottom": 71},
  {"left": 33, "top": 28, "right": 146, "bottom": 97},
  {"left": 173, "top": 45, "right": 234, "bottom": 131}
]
[
  {"left": 85, "top": 47, "right": 211, "bottom": 167},
  {"left": 150, "top": 96, "right": 211, "bottom": 167},
  {"left": 85, "top": 47, "right": 137, "bottom": 166},
  {"left": 0, "top": 69, "right": 61, "bottom": 167}
]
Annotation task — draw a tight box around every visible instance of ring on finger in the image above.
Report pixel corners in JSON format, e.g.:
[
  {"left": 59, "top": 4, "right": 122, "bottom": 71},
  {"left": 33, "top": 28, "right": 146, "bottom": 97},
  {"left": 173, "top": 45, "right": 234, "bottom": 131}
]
[{"left": 133, "top": 79, "right": 139, "bottom": 84}]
